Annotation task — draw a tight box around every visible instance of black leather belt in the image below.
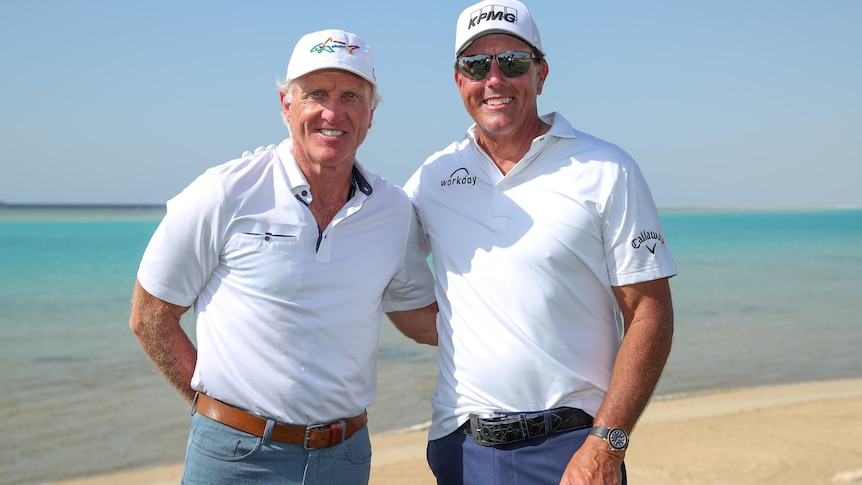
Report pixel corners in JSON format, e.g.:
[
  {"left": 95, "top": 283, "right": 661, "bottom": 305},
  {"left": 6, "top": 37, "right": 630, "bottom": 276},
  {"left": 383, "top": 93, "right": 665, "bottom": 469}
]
[{"left": 458, "top": 407, "right": 594, "bottom": 446}]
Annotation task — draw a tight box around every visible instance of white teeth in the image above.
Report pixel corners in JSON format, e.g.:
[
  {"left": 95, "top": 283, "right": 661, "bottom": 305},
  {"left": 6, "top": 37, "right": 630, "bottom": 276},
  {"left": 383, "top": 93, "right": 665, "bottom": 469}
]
[
  {"left": 485, "top": 97, "right": 513, "bottom": 106},
  {"left": 321, "top": 129, "right": 344, "bottom": 136}
]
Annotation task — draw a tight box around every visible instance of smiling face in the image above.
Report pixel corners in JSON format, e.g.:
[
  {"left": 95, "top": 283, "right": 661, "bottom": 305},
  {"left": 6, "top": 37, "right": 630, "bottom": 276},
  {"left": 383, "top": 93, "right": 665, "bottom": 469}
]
[
  {"left": 282, "top": 69, "right": 375, "bottom": 173},
  {"left": 455, "top": 34, "right": 548, "bottom": 144}
]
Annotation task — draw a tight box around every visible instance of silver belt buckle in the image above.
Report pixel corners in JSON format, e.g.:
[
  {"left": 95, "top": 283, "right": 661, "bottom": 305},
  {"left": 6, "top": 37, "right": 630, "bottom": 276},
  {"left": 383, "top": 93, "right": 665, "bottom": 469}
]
[
  {"left": 469, "top": 413, "right": 506, "bottom": 445},
  {"left": 303, "top": 424, "right": 329, "bottom": 450}
]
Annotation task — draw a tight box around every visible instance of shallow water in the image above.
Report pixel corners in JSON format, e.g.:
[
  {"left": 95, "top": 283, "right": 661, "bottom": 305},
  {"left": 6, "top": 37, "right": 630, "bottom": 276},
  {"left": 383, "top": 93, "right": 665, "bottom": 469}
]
[{"left": 1, "top": 207, "right": 860, "bottom": 484}]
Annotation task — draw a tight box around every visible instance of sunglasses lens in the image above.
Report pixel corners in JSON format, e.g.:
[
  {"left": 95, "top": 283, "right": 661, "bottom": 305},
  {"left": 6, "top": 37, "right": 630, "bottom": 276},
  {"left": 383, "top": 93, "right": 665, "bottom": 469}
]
[
  {"left": 458, "top": 55, "right": 491, "bottom": 80},
  {"left": 498, "top": 52, "right": 533, "bottom": 77},
  {"left": 457, "top": 51, "right": 535, "bottom": 80}
]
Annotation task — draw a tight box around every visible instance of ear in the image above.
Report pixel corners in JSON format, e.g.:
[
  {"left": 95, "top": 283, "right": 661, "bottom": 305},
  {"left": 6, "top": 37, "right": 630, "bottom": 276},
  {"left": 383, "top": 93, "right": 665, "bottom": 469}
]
[
  {"left": 454, "top": 69, "right": 466, "bottom": 94},
  {"left": 536, "top": 62, "right": 549, "bottom": 96},
  {"left": 280, "top": 90, "right": 290, "bottom": 114}
]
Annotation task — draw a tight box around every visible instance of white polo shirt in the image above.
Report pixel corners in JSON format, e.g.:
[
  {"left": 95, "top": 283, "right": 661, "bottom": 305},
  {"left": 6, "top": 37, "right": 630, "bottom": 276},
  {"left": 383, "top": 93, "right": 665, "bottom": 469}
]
[
  {"left": 137, "top": 138, "right": 435, "bottom": 425},
  {"left": 402, "top": 113, "right": 677, "bottom": 440}
]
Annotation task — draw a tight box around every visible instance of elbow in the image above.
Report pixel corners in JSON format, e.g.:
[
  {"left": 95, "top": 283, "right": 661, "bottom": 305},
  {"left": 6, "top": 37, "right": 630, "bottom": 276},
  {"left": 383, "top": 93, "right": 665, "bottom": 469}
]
[
  {"left": 415, "top": 332, "right": 438, "bottom": 347},
  {"left": 399, "top": 325, "right": 438, "bottom": 346},
  {"left": 386, "top": 303, "right": 439, "bottom": 346}
]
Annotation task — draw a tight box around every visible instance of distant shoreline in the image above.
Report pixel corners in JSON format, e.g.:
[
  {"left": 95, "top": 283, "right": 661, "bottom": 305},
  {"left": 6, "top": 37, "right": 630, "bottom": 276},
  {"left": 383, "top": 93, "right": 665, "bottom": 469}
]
[
  {"left": 2, "top": 202, "right": 859, "bottom": 211},
  {"left": 0, "top": 204, "right": 166, "bottom": 221},
  {"left": 0, "top": 202, "right": 166, "bottom": 209}
]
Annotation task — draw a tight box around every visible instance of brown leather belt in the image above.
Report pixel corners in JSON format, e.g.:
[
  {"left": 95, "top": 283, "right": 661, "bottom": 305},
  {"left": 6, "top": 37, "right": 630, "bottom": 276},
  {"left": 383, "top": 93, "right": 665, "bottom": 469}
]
[{"left": 193, "top": 393, "right": 367, "bottom": 449}]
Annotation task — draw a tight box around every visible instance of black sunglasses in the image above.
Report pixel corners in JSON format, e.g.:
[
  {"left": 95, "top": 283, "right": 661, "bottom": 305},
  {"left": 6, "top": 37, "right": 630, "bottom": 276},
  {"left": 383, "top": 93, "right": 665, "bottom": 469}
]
[{"left": 456, "top": 51, "right": 538, "bottom": 81}]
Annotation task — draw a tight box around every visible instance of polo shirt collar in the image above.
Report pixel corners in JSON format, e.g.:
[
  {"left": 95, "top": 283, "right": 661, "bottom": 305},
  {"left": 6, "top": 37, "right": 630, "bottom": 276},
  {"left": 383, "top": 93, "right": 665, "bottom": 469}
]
[
  {"left": 465, "top": 111, "right": 576, "bottom": 148},
  {"left": 351, "top": 163, "right": 373, "bottom": 196},
  {"left": 276, "top": 139, "right": 373, "bottom": 204},
  {"left": 540, "top": 112, "right": 577, "bottom": 140},
  {"left": 466, "top": 112, "right": 577, "bottom": 178}
]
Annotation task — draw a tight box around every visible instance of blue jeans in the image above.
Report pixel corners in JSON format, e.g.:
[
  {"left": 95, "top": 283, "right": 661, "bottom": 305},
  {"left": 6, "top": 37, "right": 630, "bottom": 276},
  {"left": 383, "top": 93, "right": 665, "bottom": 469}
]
[
  {"left": 181, "top": 413, "right": 372, "bottom": 484},
  {"left": 427, "top": 427, "right": 627, "bottom": 485}
]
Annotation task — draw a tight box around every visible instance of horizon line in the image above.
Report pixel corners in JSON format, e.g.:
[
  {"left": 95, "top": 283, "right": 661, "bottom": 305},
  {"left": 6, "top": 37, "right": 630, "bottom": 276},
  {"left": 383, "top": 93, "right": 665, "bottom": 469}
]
[{"left": 2, "top": 202, "right": 860, "bottom": 211}]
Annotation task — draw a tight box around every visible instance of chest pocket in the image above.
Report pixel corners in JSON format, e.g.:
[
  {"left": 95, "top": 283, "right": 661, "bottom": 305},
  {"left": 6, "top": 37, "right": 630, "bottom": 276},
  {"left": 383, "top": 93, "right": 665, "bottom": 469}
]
[{"left": 227, "top": 223, "right": 306, "bottom": 297}]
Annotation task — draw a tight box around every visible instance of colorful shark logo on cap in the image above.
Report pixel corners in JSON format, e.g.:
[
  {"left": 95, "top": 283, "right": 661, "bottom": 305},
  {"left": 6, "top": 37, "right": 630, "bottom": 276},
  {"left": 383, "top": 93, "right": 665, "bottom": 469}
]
[{"left": 310, "top": 37, "right": 360, "bottom": 55}]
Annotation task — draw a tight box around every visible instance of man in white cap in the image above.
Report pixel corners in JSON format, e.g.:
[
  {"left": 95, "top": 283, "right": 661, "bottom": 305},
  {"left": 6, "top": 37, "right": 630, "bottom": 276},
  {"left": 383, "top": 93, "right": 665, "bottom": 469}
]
[
  {"left": 130, "top": 29, "right": 437, "bottom": 484},
  {"left": 401, "top": 1, "right": 677, "bottom": 483}
]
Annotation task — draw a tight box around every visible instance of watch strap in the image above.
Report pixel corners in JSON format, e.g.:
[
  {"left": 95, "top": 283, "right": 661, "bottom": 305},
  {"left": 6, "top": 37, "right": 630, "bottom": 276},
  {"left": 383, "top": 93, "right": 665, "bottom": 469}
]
[{"left": 588, "top": 425, "right": 629, "bottom": 451}]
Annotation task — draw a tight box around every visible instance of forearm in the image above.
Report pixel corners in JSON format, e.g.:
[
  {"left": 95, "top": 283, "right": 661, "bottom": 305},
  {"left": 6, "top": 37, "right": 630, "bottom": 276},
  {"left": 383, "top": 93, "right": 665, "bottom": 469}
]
[
  {"left": 561, "top": 316, "right": 672, "bottom": 484},
  {"left": 129, "top": 280, "right": 197, "bottom": 403},
  {"left": 593, "top": 313, "right": 673, "bottom": 432},
  {"left": 135, "top": 318, "right": 198, "bottom": 403},
  {"left": 595, "top": 278, "right": 674, "bottom": 432},
  {"left": 386, "top": 302, "right": 439, "bottom": 346},
  {"left": 560, "top": 279, "right": 673, "bottom": 485}
]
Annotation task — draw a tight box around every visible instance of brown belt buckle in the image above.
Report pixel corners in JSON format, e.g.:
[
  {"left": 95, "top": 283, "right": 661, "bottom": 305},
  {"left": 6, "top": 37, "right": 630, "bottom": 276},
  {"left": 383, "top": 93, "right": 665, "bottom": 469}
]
[{"left": 303, "top": 423, "right": 329, "bottom": 450}]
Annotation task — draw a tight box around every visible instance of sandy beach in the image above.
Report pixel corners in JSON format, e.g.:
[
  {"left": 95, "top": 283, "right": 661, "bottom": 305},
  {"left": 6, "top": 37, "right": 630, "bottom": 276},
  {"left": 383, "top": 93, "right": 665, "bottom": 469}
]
[{"left": 51, "top": 378, "right": 862, "bottom": 485}]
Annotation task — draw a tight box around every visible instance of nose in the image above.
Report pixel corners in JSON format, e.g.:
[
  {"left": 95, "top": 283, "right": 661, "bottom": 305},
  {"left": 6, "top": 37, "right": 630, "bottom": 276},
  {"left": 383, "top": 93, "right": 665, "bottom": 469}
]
[
  {"left": 320, "top": 99, "right": 346, "bottom": 124},
  {"left": 483, "top": 58, "right": 507, "bottom": 85}
]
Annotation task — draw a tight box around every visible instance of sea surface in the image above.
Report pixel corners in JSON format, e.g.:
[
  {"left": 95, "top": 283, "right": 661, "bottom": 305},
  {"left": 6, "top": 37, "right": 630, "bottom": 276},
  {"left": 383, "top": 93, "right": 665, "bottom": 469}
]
[{"left": 1, "top": 206, "right": 860, "bottom": 484}]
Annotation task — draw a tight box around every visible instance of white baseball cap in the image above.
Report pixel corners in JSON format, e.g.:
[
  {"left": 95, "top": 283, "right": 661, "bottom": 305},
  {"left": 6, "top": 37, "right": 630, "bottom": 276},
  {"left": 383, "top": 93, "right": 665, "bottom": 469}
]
[
  {"left": 454, "top": 0, "right": 542, "bottom": 56},
  {"left": 286, "top": 29, "right": 376, "bottom": 86}
]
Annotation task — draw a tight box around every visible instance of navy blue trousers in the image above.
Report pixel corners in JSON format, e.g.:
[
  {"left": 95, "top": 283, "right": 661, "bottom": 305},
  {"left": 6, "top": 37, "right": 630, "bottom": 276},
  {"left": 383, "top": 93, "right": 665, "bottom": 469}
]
[{"left": 427, "top": 427, "right": 627, "bottom": 485}]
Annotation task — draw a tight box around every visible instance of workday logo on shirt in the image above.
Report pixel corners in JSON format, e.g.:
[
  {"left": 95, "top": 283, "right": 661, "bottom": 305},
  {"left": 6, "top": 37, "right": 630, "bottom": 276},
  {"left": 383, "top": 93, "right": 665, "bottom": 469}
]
[{"left": 441, "top": 168, "right": 478, "bottom": 187}]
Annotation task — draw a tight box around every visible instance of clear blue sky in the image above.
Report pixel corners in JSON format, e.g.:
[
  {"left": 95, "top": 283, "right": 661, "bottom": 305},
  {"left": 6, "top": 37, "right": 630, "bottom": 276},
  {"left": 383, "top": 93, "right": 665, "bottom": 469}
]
[{"left": 2, "top": 0, "right": 860, "bottom": 208}]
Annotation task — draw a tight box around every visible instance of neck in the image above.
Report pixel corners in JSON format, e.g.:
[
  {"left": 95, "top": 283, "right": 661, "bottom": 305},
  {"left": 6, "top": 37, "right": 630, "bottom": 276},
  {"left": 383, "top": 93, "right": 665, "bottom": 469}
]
[
  {"left": 292, "top": 147, "right": 355, "bottom": 202},
  {"left": 305, "top": 166, "right": 354, "bottom": 202},
  {"left": 476, "top": 116, "right": 550, "bottom": 175},
  {"left": 292, "top": 151, "right": 356, "bottom": 229}
]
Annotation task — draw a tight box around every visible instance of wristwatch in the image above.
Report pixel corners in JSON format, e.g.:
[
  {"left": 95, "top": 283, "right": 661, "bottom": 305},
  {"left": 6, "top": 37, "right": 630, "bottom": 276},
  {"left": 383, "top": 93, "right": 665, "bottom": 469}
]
[{"left": 588, "top": 426, "right": 629, "bottom": 451}]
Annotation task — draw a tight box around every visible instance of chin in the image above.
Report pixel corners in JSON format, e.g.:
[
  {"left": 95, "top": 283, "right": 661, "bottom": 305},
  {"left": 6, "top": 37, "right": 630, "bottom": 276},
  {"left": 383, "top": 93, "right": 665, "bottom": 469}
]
[{"left": 477, "top": 119, "right": 517, "bottom": 136}]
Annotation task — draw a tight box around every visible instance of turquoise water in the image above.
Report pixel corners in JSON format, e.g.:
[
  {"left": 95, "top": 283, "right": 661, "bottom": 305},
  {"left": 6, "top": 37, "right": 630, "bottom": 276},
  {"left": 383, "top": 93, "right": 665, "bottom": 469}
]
[
  {"left": 657, "top": 209, "right": 862, "bottom": 393},
  {"left": 1, "top": 206, "right": 860, "bottom": 484}
]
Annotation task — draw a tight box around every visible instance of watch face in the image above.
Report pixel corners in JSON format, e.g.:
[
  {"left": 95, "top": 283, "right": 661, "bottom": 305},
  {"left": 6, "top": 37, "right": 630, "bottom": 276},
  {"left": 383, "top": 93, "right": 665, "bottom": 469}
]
[{"left": 608, "top": 428, "right": 628, "bottom": 449}]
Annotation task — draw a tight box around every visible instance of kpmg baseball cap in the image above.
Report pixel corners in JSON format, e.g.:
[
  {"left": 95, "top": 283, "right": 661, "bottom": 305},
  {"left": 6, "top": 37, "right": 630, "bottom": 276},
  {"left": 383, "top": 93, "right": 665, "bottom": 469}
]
[
  {"left": 455, "top": 0, "right": 542, "bottom": 56},
  {"left": 286, "top": 29, "right": 376, "bottom": 86}
]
